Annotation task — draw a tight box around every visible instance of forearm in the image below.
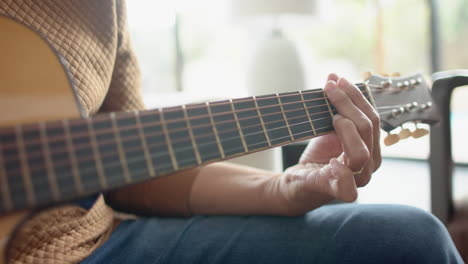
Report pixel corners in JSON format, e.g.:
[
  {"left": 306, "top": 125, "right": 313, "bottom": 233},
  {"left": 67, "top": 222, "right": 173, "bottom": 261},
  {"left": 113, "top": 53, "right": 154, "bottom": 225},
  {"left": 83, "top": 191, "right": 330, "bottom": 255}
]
[
  {"left": 189, "top": 162, "right": 284, "bottom": 215},
  {"left": 105, "top": 162, "right": 286, "bottom": 216},
  {"left": 105, "top": 162, "right": 334, "bottom": 217},
  {"left": 189, "top": 162, "right": 333, "bottom": 216},
  {"left": 105, "top": 167, "right": 200, "bottom": 216}
]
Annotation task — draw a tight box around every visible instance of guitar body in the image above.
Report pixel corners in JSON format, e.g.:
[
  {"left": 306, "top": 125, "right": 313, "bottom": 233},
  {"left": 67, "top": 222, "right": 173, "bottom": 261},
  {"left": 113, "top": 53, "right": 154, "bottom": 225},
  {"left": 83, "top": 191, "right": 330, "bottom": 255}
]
[
  {"left": 0, "top": 15, "right": 82, "bottom": 126},
  {"left": 0, "top": 15, "right": 81, "bottom": 263}
]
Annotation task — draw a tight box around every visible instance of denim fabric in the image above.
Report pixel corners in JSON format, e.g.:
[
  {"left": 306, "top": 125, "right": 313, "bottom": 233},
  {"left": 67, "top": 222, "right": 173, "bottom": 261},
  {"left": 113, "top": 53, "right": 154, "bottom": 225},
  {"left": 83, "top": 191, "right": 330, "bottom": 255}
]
[{"left": 82, "top": 204, "right": 463, "bottom": 264}]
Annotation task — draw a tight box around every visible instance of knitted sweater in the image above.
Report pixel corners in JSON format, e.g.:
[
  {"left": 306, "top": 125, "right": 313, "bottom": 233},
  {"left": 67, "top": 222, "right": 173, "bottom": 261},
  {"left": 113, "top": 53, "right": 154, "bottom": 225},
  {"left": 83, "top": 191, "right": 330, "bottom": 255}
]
[{"left": 0, "top": 1, "right": 143, "bottom": 263}]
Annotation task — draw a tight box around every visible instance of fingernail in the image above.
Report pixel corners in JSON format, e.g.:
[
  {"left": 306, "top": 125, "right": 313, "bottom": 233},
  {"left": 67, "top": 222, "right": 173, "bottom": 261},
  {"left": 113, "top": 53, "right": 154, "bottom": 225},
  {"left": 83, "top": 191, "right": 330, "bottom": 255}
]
[
  {"left": 332, "top": 114, "right": 343, "bottom": 122},
  {"left": 325, "top": 81, "right": 338, "bottom": 93},
  {"left": 338, "top": 77, "right": 349, "bottom": 87}
]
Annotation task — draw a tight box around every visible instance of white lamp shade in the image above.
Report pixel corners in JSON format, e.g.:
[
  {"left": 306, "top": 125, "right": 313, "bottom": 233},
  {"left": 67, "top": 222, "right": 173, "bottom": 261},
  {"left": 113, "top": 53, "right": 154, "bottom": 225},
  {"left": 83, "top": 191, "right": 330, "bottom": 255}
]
[
  {"left": 231, "top": 0, "right": 317, "bottom": 19},
  {"left": 246, "top": 34, "right": 305, "bottom": 95}
]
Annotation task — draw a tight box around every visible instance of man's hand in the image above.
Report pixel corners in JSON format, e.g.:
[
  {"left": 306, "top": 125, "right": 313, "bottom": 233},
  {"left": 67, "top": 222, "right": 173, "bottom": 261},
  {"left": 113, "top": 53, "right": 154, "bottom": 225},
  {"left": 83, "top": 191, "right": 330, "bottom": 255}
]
[{"left": 275, "top": 73, "right": 382, "bottom": 215}]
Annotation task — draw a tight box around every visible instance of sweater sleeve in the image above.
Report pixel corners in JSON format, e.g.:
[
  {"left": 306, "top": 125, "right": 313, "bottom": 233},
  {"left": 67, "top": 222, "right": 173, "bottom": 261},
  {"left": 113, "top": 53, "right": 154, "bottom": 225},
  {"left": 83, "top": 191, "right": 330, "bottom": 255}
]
[{"left": 99, "top": 0, "right": 145, "bottom": 113}]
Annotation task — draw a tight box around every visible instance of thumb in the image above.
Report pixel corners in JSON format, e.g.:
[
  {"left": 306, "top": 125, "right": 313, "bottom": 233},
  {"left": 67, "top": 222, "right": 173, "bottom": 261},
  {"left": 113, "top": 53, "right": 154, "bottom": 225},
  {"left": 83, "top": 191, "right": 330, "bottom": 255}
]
[{"left": 327, "top": 158, "right": 358, "bottom": 202}]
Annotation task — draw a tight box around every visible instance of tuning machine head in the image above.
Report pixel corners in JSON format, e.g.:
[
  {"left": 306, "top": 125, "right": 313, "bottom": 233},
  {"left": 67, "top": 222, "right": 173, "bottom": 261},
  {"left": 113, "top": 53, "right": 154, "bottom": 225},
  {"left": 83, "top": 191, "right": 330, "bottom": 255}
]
[
  {"left": 411, "top": 122, "right": 429, "bottom": 138},
  {"left": 398, "top": 127, "right": 411, "bottom": 139},
  {"left": 363, "top": 71, "right": 372, "bottom": 81},
  {"left": 384, "top": 133, "right": 400, "bottom": 146}
]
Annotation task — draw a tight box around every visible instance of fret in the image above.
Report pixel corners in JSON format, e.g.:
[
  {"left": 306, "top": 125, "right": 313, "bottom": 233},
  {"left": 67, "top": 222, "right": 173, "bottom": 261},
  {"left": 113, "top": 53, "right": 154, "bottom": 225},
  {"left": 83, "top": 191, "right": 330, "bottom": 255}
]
[
  {"left": 68, "top": 120, "right": 102, "bottom": 191},
  {"left": 39, "top": 122, "right": 60, "bottom": 201},
  {"left": 139, "top": 110, "right": 174, "bottom": 174},
  {"left": 134, "top": 111, "right": 156, "bottom": 177},
  {"left": 276, "top": 93, "right": 295, "bottom": 140},
  {"left": 253, "top": 96, "right": 271, "bottom": 147},
  {"left": 358, "top": 83, "right": 377, "bottom": 108},
  {"left": 160, "top": 110, "right": 180, "bottom": 170},
  {"left": 91, "top": 118, "right": 127, "bottom": 186},
  {"left": 160, "top": 107, "right": 198, "bottom": 169},
  {"left": 114, "top": 113, "right": 150, "bottom": 181},
  {"left": 206, "top": 102, "right": 225, "bottom": 159},
  {"left": 14, "top": 125, "right": 36, "bottom": 206},
  {"left": 299, "top": 90, "right": 317, "bottom": 135},
  {"left": 86, "top": 118, "right": 107, "bottom": 189},
  {"left": 233, "top": 97, "right": 269, "bottom": 151},
  {"left": 46, "top": 121, "right": 79, "bottom": 198},
  {"left": 110, "top": 113, "right": 132, "bottom": 183},
  {"left": 0, "top": 136, "right": 13, "bottom": 211},
  {"left": 182, "top": 105, "right": 202, "bottom": 165},
  {"left": 63, "top": 119, "right": 85, "bottom": 194},
  {"left": 209, "top": 100, "right": 245, "bottom": 157},
  {"left": 22, "top": 124, "right": 57, "bottom": 204},
  {"left": 256, "top": 94, "right": 292, "bottom": 145},
  {"left": 229, "top": 99, "right": 248, "bottom": 152},
  {"left": 301, "top": 90, "right": 335, "bottom": 135},
  {"left": 279, "top": 92, "right": 316, "bottom": 140},
  {"left": 323, "top": 89, "right": 338, "bottom": 119},
  {"left": 186, "top": 103, "right": 222, "bottom": 162},
  {"left": 1, "top": 128, "right": 29, "bottom": 208}
]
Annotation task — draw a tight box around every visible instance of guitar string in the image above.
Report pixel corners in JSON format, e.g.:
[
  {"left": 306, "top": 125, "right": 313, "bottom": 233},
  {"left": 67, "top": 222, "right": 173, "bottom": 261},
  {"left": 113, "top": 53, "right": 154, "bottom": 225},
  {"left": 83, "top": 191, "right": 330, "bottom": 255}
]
[
  {"left": 0, "top": 92, "right": 406, "bottom": 164},
  {"left": 3, "top": 123, "right": 335, "bottom": 202},
  {"left": 0, "top": 100, "right": 337, "bottom": 155},
  {"left": 0, "top": 80, "right": 406, "bottom": 145},
  {"left": 2, "top": 114, "right": 335, "bottom": 177},
  {"left": 1, "top": 93, "right": 410, "bottom": 174},
  {"left": 0, "top": 85, "right": 413, "bottom": 168},
  {"left": 56, "top": 88, "right": 370, "bottom": 129},
  {"left": 1, "top": 89, "right": 393, "bottom": 150}
]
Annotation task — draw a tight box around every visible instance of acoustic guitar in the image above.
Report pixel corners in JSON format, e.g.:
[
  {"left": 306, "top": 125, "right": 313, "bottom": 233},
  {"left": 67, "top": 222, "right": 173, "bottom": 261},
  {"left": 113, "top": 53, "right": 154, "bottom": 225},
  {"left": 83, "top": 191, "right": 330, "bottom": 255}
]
[{"left": 0, "top": 15, "right": 438, "bottom": 263}]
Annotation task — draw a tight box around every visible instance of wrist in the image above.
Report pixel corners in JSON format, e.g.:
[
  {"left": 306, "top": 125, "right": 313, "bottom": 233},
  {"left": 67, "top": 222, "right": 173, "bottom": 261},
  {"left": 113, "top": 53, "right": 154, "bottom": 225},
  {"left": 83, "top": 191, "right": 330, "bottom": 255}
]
[{"left": 270, "top": 166, "right": 334, "bottom": 216}]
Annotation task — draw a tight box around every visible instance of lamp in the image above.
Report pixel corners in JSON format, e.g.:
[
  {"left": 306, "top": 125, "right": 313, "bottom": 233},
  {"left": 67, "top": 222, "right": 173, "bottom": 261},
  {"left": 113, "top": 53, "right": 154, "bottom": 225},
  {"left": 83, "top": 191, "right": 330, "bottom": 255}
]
[
  {"left": 231, "top": 0, "right": 317, "bottom": 95},
  {"left": 228, "top": 0, "right": 317, "bottom": 172}
]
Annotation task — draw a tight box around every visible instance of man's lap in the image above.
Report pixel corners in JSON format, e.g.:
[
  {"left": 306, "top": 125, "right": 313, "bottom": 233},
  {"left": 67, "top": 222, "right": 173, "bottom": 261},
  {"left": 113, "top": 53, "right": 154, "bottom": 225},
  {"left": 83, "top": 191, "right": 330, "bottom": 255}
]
[{"left": 82, "top": 203, "right": 462, "bottom": 264}]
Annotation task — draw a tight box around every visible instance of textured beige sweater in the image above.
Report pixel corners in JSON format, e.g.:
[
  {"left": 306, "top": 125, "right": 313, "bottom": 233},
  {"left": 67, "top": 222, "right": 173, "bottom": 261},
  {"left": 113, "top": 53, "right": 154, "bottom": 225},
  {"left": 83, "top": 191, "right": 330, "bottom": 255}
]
[{"left": 0, "top": 1, "right": 144, "bottom": 263}]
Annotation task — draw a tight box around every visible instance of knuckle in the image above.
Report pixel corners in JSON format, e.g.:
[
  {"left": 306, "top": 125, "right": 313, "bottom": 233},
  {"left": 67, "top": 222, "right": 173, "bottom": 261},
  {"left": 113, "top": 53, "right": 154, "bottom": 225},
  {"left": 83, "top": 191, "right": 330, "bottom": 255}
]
[
  {"left": 356, "top": 167, "right": 372, "bottom": 187},
  {"left": 332, "top": 92, "right": 351, "bottom": 106},
  {"left": 374, "top": 155, "right": 382, "bottom": 171},
  {"left": 333, "top": 115, "right": 352, "bottom": 127},
  {"left": 356, "top": 175, "right": 371, "bottom": 187},
  {"left": 356, "top": 116, "right": 373, "bottom": 135},
  {"left": 355, "top": 147, "right": 370, "bottom": 166},
  {"left": 349, "top": 89, "right": 363, "bottom": 101},
  {"left": 369, "top": 111, "right": 380, "bottom": 128}
]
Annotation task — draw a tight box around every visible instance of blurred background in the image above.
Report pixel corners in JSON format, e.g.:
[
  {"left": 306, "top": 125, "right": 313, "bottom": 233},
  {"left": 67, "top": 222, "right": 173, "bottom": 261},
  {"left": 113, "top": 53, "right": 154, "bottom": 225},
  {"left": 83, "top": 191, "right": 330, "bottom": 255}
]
[{"left": 124, "top": 0, "right": 468, "bottom": 211}]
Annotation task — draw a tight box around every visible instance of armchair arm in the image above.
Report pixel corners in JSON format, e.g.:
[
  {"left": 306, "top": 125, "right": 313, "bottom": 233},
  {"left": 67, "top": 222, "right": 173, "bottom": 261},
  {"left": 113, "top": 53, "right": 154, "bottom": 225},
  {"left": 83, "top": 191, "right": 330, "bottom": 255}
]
[{"left": 430, "top": 70, "right": 468, "bottom": 225}]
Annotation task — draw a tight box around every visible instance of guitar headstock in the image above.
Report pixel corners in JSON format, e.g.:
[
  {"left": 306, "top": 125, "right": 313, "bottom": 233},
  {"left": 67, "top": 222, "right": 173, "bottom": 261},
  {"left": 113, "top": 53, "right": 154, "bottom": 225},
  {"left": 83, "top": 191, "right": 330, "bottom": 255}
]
[{"left": 365, "top": 72, "right": 439, "bottom": 146}]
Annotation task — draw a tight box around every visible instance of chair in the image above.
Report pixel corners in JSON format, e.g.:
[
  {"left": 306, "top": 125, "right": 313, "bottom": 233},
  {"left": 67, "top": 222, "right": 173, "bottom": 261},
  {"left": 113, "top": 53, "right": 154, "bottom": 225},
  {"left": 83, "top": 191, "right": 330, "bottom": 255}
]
[{"left": 430, "top": 69, "right": 468, "bottom": 225}]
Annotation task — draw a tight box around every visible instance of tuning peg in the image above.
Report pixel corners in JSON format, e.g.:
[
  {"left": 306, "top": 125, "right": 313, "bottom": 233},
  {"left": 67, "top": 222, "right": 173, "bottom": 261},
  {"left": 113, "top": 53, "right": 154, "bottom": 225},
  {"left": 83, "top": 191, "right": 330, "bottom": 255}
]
[
  {"left": 398, "top": 127, "right": 411, "bottom": 139},
  {"left": 384, "top": 133, "right": 400, "bottom": 146},
  {"left": 412, "top": 128, "right": 429, "bottom": 138},
  {"left": 363, "top": 71, "right": 372, "bottom": 81},
  {"left": 391, "top": 72, "right": 401, "bottom": 77}
]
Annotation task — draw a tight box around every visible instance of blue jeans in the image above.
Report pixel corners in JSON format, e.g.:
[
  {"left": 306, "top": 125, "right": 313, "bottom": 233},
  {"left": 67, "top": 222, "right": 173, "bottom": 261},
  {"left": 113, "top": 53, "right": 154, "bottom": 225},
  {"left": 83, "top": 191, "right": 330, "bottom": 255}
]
[{"left": 82, "top": 204, "right": 462, "bottom": 263}]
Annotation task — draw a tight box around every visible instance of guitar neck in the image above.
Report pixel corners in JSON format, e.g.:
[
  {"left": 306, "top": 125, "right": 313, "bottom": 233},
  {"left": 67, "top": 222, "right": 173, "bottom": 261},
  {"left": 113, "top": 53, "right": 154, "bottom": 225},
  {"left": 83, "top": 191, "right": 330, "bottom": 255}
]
[{"left": 0, "top": 84, "right": 372, "bottom": 214}]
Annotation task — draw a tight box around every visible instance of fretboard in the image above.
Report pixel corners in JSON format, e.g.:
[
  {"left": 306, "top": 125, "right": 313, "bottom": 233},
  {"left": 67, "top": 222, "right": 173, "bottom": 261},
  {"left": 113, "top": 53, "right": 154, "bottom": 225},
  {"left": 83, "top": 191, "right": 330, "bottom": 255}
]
[{"left": 0, "top": 84, "right": 372, "bottom": 213}]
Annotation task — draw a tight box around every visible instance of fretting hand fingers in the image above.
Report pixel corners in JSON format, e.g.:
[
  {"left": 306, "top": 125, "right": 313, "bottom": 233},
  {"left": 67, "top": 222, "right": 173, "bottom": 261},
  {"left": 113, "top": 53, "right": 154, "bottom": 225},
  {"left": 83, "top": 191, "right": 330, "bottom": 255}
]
[
  {"left": 336, "top": 77, "right": 382, "bottom": 171},
  {"left": 332, "top": 114, "right": 370, "bottom": 173},
  {"left": 324, "top": 75, "right": 379, "bottom": 187},
  {"left": 278, "top": 73, "right": 382, "bottom": 215}
]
